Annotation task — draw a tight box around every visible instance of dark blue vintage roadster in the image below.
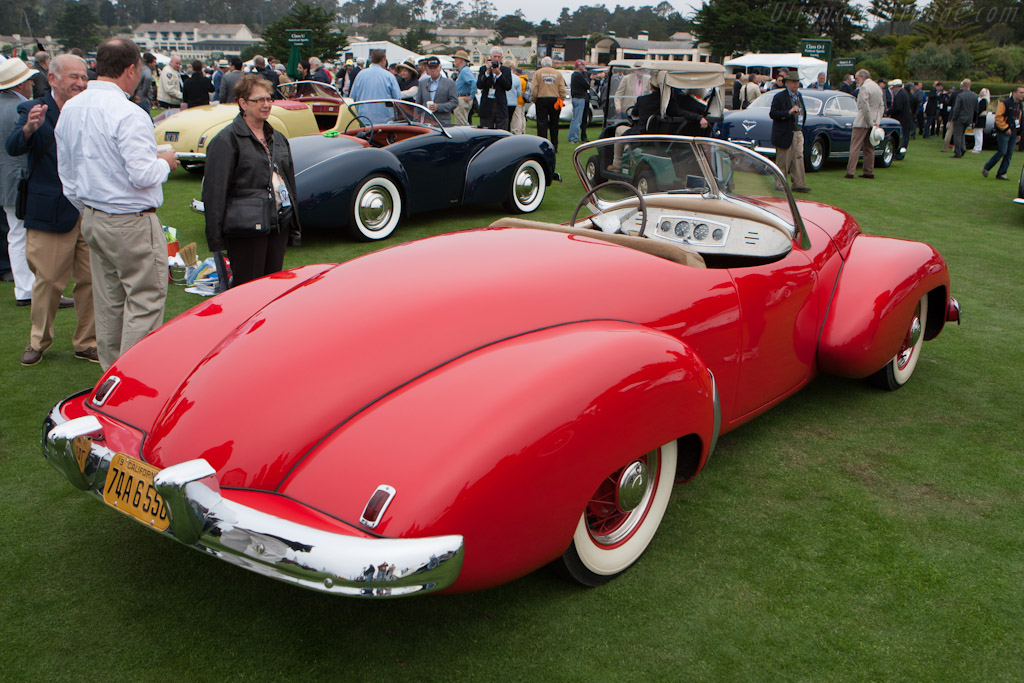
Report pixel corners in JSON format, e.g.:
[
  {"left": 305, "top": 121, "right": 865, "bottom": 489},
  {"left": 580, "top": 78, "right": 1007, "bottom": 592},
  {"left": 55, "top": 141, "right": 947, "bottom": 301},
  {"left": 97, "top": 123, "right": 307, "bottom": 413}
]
[
  {"left": 292, "top": 100, "right": 557, "bottom": 241},
  {"left": 715, "top": 89, "right": 904, "bottom": 172}
]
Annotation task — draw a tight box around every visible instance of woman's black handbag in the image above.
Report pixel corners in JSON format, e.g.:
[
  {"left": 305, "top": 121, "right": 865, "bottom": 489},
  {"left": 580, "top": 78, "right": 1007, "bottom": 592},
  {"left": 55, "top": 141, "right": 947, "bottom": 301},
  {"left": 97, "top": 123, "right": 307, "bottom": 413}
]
[{"left": 222, "top": 194, "right": 274, "bottom": 236}]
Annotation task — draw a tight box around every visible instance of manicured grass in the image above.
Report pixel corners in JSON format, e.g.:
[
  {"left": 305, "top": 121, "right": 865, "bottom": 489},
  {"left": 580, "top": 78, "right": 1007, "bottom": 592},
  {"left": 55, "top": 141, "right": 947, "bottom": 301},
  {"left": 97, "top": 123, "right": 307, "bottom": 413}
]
[{"left": 1, "top": 128, "right": 1022, "bottom": 681}]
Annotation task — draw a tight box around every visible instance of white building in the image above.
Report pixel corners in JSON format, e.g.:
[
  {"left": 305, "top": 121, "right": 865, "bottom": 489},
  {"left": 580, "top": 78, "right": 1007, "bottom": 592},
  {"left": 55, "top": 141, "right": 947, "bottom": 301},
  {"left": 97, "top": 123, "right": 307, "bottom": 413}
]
[
  {"left": 131, "top": 21, "right": 260, "bottom": 61},
  {"left": 590, "top": 31, "right": 712, "bottom": 65}
]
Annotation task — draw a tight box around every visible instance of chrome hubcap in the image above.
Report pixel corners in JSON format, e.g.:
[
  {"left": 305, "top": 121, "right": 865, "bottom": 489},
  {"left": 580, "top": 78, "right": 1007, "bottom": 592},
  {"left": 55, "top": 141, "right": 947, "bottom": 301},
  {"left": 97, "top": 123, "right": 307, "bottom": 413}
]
[
  {"left": 897, "top": 308, "right": 923, "bottom": 369},
  {"left": 616, "top": 461, "right": 650, "bottom": 512},
  {"left": 515, "top": 167, "right": 539, "bottom": 205},
  {"left": 811, "top": 143, "right": 823, "bottom": 166},
  {"left": 358, "top": 188, "right": 393, "bottom": 231}
]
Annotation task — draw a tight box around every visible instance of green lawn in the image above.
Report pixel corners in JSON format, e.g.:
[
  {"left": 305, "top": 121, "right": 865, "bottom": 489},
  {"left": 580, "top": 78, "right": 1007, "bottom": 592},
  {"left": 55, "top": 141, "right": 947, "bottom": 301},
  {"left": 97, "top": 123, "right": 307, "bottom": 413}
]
[{"left": 1, "top": 130, "right": 1022, "bottom": 681}]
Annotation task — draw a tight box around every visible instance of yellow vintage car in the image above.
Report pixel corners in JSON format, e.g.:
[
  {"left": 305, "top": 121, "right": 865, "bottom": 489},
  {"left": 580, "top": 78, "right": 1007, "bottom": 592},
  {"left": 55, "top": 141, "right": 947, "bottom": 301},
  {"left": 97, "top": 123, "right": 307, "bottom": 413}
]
[{"left": 153, "top": 81, "right": 355, "bottom": 173}]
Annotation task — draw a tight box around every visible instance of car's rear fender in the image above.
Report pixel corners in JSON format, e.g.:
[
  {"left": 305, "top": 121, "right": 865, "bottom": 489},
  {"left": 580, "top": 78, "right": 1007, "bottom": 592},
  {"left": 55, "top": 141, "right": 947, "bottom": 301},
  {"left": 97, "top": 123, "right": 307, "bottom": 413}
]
[
  {"left": 462, "top": 137, "right": 556, "bottom": 205},
  {"left": 294, "top": 147, "right": 409, "bottom": 230},
  {"left": 87, "top": 264, "right": 338, "bottom": 432},
  {"left": 817, "top": 234, "right": 951, "bottom": 378},
  {"left": 277, "top": 319, "right": 717, "bottom": 593}
]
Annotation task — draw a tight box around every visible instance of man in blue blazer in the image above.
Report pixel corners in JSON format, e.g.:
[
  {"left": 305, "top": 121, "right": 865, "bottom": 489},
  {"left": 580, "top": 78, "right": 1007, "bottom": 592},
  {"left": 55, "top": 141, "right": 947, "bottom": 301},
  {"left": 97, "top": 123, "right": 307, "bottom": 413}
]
[
  {"left": 5, "top": 54, "right": 96, "bottom": 366},
  {"left": 769, "top": 72, "right": 811, "bottom": 193}
]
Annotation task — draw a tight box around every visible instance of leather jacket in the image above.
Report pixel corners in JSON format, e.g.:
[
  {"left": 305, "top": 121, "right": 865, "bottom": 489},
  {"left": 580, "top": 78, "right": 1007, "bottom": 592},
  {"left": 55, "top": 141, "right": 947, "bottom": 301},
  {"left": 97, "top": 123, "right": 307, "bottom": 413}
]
[{"left": 202, "top": 114, "right": 300, "bottom": 252}]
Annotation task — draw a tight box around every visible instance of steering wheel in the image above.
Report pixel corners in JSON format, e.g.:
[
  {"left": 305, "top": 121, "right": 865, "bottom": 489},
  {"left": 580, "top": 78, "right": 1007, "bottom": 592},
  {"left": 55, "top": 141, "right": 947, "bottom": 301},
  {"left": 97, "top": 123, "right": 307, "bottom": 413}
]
[
  {"left": 570, "top": 180, "right": 649, "bottom": 237},
  {"left": 344, "top": 115, "right": 376, "bottom": 144}
]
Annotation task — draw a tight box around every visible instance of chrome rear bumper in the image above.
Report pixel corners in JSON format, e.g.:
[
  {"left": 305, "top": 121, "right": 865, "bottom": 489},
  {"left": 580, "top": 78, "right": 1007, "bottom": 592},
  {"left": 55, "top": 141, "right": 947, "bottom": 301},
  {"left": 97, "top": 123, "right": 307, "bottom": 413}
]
[
  {"left": 43, "top": 408, "right": 464, "bottom": 597},
  {"left": 175, "top": 152, "right": 207, "bottom": 162}
]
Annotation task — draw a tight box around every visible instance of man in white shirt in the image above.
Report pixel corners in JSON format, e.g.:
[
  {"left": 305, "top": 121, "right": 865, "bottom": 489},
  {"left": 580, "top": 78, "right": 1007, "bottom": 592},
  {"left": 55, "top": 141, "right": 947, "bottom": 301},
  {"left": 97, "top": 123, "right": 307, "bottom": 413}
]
[{"left": 56, "top": 38, "right": 179, "bottom": 370}]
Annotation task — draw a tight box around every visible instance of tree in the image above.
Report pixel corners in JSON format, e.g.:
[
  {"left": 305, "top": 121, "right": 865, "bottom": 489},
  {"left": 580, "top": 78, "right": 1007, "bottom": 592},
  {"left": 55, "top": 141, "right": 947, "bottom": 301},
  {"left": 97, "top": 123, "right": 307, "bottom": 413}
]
[
  {"left": 495, "top": 12, "right": 534, "bottom": 38},
  {"left": 869, "top": 0, "right": 918, "bottom": 33},
  {"left": 398, "top": 23, "right": 436, "bottom": 51},
  {"left": 804, "top": 0, "right": 865, "bottom": 50},
  {"left": 462, "top": 0, "right": 497, "bottom": 28},
  {"left": 57, "top": 2, "right": 103, "bottom": 51},
  {"left": 259, "top": 1, "right": 346, "bottom": 64},
  {"left": 913, "top": 0, "right": 979, "bottom": 43},
  {"left": 692, "top": 0, "right": 810, "bottom": 59}
]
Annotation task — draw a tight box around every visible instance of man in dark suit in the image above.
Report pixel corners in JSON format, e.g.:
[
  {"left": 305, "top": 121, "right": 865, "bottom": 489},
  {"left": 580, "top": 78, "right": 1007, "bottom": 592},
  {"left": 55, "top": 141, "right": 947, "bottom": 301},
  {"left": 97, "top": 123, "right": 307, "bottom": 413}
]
[
  {"left": 477, "top": 47, "right": 513, "bottom": 130},
  {"left": 415, "top": 57, "right": 458, "bottom": 125},
  {"left": 949, "top": 78, "right": 978, "bottom": 158},
  {"left": 888, "top": 79, "right": 913, "bottom": 160},
  {"left": 769, "top": 72, "right": 811, "bottom": 193},
  {"left": 5, "top": 54, "right": 96, "bottom": 366},
  {"left": 924, "top": 81, "right": 944, "bottom": 138}
]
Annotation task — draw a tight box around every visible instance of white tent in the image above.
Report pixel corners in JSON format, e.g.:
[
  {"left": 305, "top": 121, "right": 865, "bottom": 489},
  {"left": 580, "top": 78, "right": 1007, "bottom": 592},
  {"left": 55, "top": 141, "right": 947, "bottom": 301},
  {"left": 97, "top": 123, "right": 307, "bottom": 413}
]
[
  {"left": 723, "top": 53, "right": 829, "bottom": 87},
  {"left": 340, "top": 41, "right": 453, "bottom": 70}
]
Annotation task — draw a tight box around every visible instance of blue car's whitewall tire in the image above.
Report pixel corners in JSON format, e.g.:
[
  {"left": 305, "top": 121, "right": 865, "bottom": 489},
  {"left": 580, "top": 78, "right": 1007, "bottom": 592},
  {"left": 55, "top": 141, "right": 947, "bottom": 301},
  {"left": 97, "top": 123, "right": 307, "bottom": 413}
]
[
  {"left": 505, "top": 159, "right": 545, "bottom": 214},
  {"left": 349, "top": 175, "right": 402, "bottom": 241},
  {"left": 557, "top": 440, "right": 677, "bottom": 586}
]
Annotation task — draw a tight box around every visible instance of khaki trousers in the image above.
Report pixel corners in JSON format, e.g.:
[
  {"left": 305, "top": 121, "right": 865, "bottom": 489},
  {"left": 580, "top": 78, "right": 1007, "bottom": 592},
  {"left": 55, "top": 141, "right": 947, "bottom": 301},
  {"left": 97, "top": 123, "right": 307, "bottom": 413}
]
[
  {"left": 847, "top": 127, "right": 876, "bottom": 176},
  {"left": 80, "top": 207, "right": 167, "bottom": 370},
  {"left": 776, "top": 130, "right": 808, "bottom": 190},
  {"left": 454, "top": 95, "right": 472, "bottom": 126},
  {"left": 26, "top": 219, "right": 95, "bottom": 353}
]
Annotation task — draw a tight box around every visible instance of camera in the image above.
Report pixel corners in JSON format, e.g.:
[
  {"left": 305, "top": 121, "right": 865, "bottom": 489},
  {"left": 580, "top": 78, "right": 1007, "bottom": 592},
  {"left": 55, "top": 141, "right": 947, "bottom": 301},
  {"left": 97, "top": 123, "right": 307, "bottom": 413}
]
[{"left": 491, "top": 60, "right": 499, "bottom": 69}]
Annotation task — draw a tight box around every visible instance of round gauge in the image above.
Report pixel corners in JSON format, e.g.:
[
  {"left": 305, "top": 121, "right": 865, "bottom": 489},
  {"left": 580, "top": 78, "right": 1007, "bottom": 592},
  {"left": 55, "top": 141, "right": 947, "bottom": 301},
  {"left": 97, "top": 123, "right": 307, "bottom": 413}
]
[
  {"left": 674, "top": 220, "right": 690, "bottom": 238},
  {"left": 693, "top": 223, "right": 710, "bottom": 241},
  {"left": 660, "top": 220, "right": 672, "bottom": 233},
  {"left": 712, "top": 227, "right": 725, "bottom": 241}
]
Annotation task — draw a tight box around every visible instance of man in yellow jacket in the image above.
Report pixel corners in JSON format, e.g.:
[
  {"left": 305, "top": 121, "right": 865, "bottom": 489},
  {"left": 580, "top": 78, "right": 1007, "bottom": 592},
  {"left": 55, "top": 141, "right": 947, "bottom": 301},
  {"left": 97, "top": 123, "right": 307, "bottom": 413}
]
[{"left": 531, "top": 56, "right": 566, "bottom": 151}]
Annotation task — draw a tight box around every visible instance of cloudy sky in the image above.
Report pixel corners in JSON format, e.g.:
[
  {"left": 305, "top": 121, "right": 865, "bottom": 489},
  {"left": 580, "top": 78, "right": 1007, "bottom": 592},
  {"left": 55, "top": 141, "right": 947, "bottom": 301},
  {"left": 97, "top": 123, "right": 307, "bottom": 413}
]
[{"left": 494, "top": 0, "right": 704, "bottom": 24}]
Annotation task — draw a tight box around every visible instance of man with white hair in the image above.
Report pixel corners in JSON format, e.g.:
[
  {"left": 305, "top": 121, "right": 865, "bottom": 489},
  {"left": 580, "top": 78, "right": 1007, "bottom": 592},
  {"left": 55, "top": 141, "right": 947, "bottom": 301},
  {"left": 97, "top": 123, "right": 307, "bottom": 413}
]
[
  {"left": 846, "top": 69, "right": 884, "bottom": 179},
  {"left": 156, "top": 54, "right": 182, "bottom": 108},
  {"left": 309, "top": 57, "right": 331, "bottom": 84},
  {"left": 531, "top": 55, "right": 565, "bottom": 148},
  {"left": 6, "top": 54, "right": 94, "bottom": 365},
  {"left": 477, "top": 47, "right": 512, "bottom": 129}
]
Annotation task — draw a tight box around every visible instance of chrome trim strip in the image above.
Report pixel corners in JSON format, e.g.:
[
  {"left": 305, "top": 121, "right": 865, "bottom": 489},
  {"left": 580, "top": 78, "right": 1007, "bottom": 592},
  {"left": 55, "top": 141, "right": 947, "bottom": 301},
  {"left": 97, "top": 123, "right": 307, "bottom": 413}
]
[
  {"left": 43, "top": 409, "right": 465, "bottom": 598},
  {"left": 175, "top": 153, "right": 207, "bottom": 161},
  {"left": 707, "top": 369, "right": 721, "bottom": 461}
]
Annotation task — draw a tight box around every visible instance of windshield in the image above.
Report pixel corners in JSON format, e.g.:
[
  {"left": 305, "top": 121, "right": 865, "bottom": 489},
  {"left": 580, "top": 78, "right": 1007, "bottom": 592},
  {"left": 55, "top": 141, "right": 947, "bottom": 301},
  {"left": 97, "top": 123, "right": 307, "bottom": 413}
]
[
  {"left": 345, "top": 99, "right": 446, "bottom": 133},
  {"left": 574, "top": 135, "right": 802, "bottom": 233},
  {"left": 278, "top": 80, "right": 341, "bottom": 100}
]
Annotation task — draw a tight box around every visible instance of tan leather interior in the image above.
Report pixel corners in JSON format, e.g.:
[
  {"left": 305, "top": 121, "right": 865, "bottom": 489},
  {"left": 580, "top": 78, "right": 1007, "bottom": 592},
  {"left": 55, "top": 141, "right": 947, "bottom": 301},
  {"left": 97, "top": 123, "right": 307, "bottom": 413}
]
[{"left": 489, "top": 217, "right": 707, "bottom": 268}]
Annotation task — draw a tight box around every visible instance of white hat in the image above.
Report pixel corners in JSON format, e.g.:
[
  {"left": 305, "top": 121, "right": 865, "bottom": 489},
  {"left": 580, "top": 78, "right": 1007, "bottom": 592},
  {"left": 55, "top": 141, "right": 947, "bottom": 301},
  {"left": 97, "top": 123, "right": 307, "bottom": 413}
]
[
  {"left": 869, "top": 126, "right": 885, "bottom": 146},
  {"left": 889, "top": 78, "right": 903, "bottom": 87},
  {"left": 0, "top": 58, "right": 38, "bottom": 90}
]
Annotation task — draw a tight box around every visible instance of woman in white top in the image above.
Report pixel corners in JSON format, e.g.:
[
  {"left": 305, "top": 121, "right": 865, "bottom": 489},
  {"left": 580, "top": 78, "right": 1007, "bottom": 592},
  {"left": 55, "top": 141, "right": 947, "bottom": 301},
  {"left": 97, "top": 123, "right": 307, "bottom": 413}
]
[{"left": 973, "top": 88, "right": 991, "bottom": 153}]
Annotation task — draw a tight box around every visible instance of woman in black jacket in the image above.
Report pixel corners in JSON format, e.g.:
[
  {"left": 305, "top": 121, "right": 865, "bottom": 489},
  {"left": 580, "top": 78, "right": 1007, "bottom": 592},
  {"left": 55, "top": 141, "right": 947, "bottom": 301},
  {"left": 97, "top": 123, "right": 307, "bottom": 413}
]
[{"left": 202, "top": 74, "right": 300, "bottom": 287}]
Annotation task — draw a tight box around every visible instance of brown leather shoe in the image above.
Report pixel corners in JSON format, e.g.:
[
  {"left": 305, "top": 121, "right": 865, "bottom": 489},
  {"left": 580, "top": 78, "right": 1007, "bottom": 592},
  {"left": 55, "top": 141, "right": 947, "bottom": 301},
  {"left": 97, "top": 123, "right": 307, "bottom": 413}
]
[
  {"left": 74, "top": 348, "right": 100, "bottom": 363},
  {"left": 844, "top": 174, "right": 855, "bottom": 179},
  {"left": 58, "top": 296, "right": 74, "bottom": 309},
  {"left": 21, "top": 346, "right": 43, "bottom": 366},
  {"left": 859, "top": 173, "right": 875, "bottom": 179}
]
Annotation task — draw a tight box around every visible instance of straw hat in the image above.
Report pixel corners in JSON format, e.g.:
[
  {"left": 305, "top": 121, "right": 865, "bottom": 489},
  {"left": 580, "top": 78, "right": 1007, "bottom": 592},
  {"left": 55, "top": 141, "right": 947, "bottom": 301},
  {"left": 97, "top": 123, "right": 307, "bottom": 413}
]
[
  {"left": 0, "top": 58, "right": 38, "bottom": 91},
  {"left": 453, "top": 49, "right": 471, "bottom": 62},
  {"left": 396, "top": 59, "right": 417, "bottom": 76}
]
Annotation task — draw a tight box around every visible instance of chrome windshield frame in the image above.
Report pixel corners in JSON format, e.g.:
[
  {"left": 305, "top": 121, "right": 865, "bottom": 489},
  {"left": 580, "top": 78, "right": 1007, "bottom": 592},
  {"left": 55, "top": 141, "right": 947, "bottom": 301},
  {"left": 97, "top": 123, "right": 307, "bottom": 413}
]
[
  {"left": 344, "top": 99, "right": 451, "bottom": 138},
  {"left": 572, "top": 135, "right": 807, "bottom": 245}
]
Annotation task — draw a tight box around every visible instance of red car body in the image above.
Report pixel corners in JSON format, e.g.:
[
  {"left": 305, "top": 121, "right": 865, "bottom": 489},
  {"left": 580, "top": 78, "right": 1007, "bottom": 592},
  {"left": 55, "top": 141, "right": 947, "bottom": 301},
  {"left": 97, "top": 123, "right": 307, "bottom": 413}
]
[{"left": 43, "top": 137, "right": 959, "bottom": 597}]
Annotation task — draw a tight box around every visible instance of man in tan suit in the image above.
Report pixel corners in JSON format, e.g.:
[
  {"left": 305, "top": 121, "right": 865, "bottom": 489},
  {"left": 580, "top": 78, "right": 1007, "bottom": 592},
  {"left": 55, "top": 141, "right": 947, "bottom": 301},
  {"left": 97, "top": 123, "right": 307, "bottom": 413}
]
[{"left": 846, "top": 69, "right": 884, "bottom": 179}]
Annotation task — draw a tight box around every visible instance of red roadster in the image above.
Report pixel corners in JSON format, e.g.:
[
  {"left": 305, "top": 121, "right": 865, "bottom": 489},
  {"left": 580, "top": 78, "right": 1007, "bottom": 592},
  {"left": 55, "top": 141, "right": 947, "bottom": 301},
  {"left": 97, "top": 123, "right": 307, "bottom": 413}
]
[{"left": 42, "top": 136, "right": 960, "bottom": 597}]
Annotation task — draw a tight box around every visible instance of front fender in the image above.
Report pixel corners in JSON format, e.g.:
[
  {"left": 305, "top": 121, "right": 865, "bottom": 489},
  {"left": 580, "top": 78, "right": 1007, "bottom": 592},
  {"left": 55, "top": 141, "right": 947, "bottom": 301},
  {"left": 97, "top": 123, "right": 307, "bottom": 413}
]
[
  {"left": 463, "top": 135, "right": 556, "bottom": 205},
  {"left": 818, "top": 235, "right": 951, "bottom": 378},
  {"left": 278, "top": 319, "right": 717, "bottom": 593}
]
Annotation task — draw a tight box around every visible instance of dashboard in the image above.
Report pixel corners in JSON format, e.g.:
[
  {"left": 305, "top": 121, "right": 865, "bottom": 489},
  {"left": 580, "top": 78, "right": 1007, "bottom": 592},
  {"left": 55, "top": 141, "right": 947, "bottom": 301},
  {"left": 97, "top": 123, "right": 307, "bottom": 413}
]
[{"left": 621, "top": 208, "right": 793, "bottom": 259}]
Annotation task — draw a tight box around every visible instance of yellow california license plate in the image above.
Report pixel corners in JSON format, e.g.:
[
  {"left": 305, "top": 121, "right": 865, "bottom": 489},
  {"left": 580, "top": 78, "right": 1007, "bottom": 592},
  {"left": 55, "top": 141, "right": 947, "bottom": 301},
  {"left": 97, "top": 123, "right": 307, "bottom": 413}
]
[{"left": 102, "top": 453, "right": 170, "bottom": 531}]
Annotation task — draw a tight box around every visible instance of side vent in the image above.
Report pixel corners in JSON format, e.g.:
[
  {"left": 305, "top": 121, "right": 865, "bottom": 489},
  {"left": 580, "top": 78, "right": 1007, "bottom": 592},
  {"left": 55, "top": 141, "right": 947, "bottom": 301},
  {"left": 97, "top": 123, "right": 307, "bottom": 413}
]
[{"left": 743, "top": 230, "right": 760, "bottom": 245}]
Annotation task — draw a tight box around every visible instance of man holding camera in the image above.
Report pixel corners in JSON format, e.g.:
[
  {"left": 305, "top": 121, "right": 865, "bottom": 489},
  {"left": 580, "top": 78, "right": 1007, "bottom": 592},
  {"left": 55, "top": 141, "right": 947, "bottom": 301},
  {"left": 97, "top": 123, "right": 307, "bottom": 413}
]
[{"left": 477, "top": 47, "right": 512, "bottom": 130}]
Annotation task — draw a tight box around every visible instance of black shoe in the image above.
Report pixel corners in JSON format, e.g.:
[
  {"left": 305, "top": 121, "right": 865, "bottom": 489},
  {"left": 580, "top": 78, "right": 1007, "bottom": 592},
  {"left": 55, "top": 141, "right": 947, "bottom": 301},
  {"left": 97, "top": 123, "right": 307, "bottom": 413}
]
[
  {"left": 58, "top": 296, "right": 74, "bottom": 309},
  {"left": 792, "top": 187, "right": 811, "bottom": 193},
  {"left": 0, "top": 270, "right": 12, "bottom": 282},
  {"left": 951, "top": 154, "right": 963, "bottom": 158},
  {"left": 860, "top": 173, "right": 875, "bottom": 179},
  {"left": 982, "top": 168, "right": 989, "bottom": 178},
  {"left": 16, "top": 298, "right": 30, "bottom": 306}
]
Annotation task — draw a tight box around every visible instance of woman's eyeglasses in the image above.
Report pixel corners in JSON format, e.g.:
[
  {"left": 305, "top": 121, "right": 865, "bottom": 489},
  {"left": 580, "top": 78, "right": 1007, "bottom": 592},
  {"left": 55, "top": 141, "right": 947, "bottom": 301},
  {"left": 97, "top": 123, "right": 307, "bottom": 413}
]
[{"left": 246, "top": 97, "right": 274, "bottom": 104}]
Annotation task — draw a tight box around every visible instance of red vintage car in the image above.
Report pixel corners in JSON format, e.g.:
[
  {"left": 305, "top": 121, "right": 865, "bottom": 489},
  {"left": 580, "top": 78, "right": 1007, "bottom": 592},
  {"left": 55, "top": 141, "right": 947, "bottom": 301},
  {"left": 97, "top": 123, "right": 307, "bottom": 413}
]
[{"left": 42, "top": 136, "right": 959, "bottom": 598}]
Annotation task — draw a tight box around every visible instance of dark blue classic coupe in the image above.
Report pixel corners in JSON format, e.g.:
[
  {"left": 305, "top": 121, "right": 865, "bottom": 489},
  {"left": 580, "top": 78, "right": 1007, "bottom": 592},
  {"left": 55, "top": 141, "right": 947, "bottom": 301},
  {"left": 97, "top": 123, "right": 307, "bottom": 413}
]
[
  {"left": 292, "top": 100, "right": 557, "bottom": 241},
  {"left": 715, "top": 89, "right": 903, "bottom": 172}
]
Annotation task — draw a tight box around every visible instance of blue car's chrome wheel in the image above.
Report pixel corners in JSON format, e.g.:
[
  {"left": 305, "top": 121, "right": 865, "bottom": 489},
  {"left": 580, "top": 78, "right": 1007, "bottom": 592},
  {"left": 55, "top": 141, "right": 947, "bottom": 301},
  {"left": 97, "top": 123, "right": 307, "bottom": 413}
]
[
  {"left": 505, "top": 159, "right": 546, "bottom": 213},
  {"left": 350, "top": 175, "right": 402, "bottom": 241}
]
